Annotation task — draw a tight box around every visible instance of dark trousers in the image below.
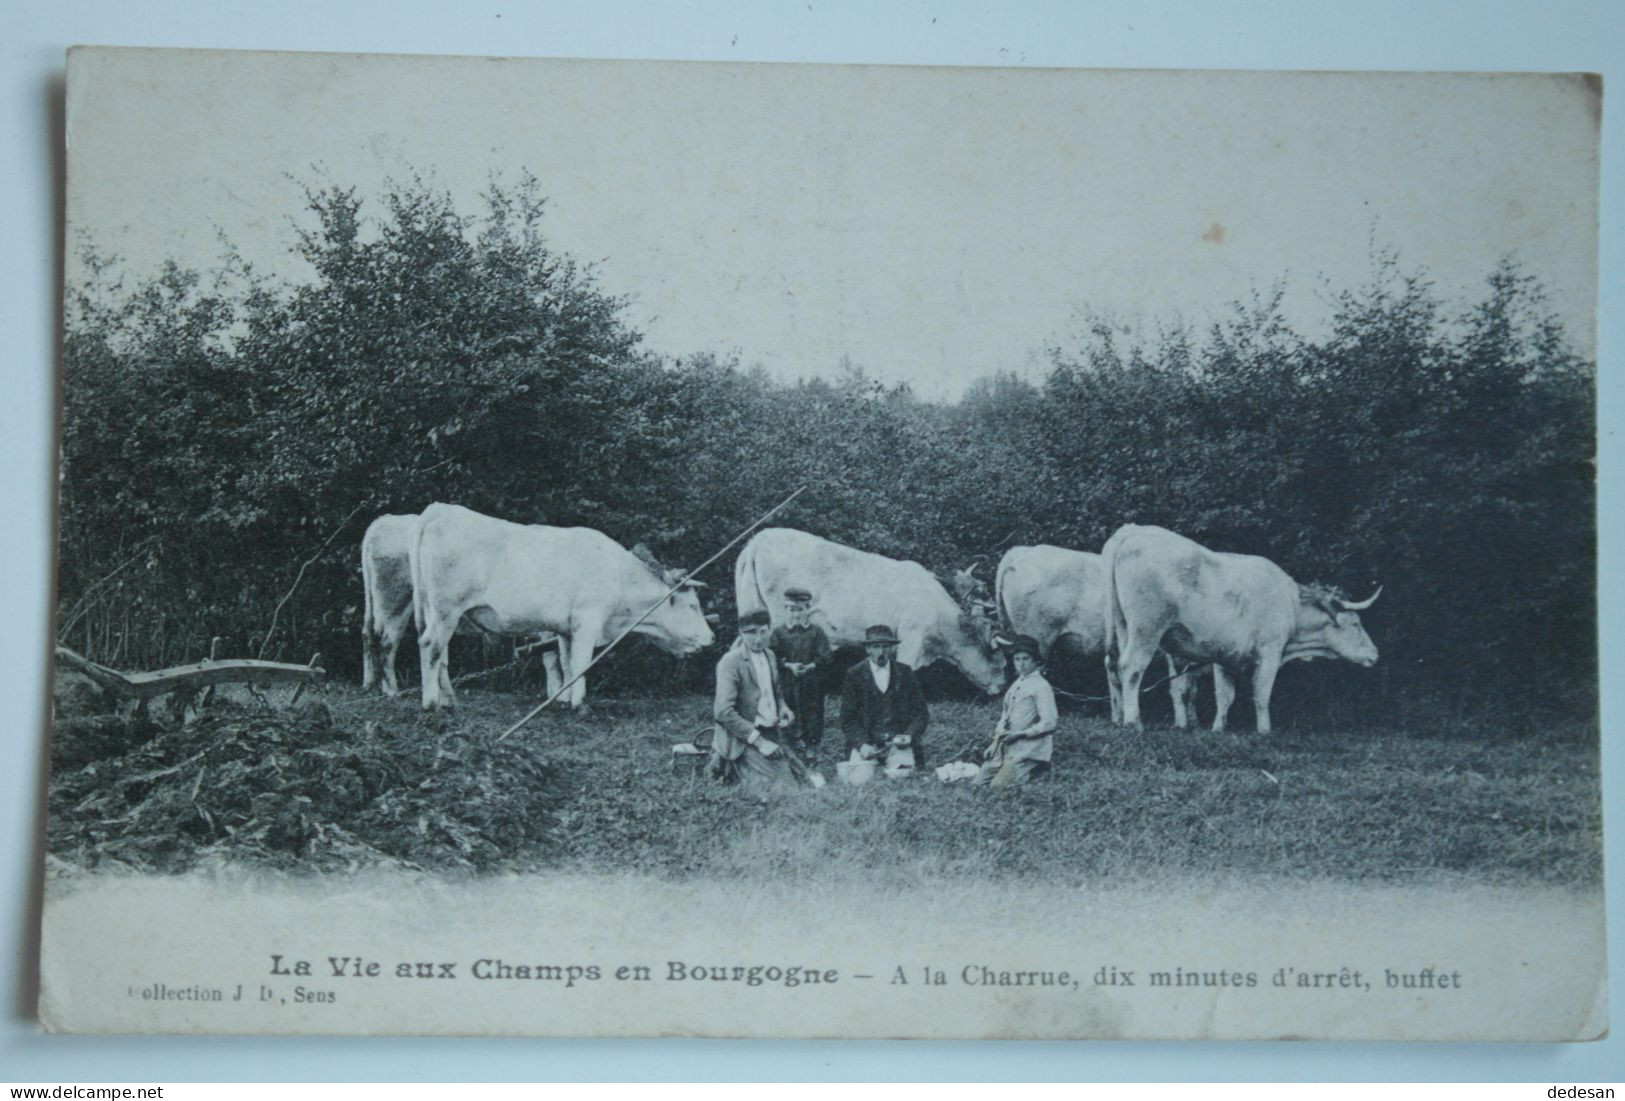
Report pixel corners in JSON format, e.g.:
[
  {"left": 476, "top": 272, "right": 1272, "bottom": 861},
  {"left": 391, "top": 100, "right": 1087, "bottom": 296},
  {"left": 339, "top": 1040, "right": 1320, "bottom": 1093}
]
[
  {"left": 784, "top": 674, "right": 824, "bottom": 749},
  {"left": 714, "top": 726, "right": 799, "bottom": 792}
]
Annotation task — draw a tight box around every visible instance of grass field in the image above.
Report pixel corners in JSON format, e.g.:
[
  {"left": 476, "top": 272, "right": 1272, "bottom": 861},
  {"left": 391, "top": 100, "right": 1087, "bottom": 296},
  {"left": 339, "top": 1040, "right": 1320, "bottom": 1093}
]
[{"left": 47, "top": 682, "right": 1604, "bottom": 887}]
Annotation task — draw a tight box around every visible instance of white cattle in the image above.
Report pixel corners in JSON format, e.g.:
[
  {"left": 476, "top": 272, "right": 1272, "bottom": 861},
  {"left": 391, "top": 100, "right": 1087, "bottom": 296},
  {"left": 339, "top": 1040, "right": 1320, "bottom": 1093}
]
[
  {"left": 360, "top": 512, "right": 555, "bottom": 696},
  {"left": 735, "top": 528, "right": 1003, "bottom": 695},
  {"left": 361, "top": 514, "right": 427, "bottom": 696},
  {"left": 1102, "top": 524, "right": 1380, "bottom": 733},
  {"left": 994, "top": 543, "right": 1197, "bottom": 724},
  {"left": 410, "top": 503, "right": 716, "bottom": 710}
]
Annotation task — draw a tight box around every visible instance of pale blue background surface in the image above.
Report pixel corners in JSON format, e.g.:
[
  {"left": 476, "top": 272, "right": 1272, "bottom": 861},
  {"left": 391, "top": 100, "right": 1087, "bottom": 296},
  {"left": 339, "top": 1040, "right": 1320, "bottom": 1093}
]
[{"left": 3, "top": 0, "right": 1620, "bottom": 1081}]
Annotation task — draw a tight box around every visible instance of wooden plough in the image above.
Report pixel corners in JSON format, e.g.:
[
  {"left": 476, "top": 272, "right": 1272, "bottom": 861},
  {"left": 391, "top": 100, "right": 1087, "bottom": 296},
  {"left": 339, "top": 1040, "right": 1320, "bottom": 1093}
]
[{"left": 55, "top": 645, "right": 326, "bottom": 702}]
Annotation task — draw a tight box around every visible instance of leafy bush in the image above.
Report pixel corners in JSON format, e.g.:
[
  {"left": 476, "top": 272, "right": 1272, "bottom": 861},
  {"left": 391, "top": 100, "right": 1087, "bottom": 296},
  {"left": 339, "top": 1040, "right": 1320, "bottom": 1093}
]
[{"left": 58, "top": 177, "right": 1594, "bottom": 730}]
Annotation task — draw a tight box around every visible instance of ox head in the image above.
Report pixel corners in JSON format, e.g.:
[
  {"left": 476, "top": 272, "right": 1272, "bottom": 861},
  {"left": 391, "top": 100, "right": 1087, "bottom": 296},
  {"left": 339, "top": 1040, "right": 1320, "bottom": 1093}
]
[
  {"left": 664, "top": 570, "right": 721, "bottom": 627},
  {"left": 940, "top": 560, "right": 1003, "bottom": 694},
  {"left": 903, "top": 564, "right": 1005, "bottom": 695},
  {"left": 947, "top": 559, "right": 987, "bottom": 602},
  {"left": 943, "top": 559, "right": 999, "bottom": 634},
  {"left": 1292, "top": 584, "right": 1382, "bottom": 666},
  {"left": 643, "top": 578, "right": 716, "bottom": 655},
  {"left": 957, "top": 599, "right": 999, "bottom": 649},
  {"left": 941, "top": 605, "right": 1004, "bottom": 695},
  {"left": 661, "top": 566, "right": 705, "bottom": 590},
  {"left": 633, "top": 552, "right": 716, "bottom": 655}
]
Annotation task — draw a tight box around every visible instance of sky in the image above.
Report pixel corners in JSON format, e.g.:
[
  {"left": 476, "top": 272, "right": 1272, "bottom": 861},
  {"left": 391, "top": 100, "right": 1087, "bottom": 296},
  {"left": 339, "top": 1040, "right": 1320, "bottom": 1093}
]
[{"left": 64, "top": 51, "right": 1598, "bottom": 399}]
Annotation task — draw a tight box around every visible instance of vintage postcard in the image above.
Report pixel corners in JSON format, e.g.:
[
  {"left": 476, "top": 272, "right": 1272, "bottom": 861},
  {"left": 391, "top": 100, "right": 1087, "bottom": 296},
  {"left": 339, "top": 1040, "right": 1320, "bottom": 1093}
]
[{"left": 41, "top": 47, "right": 1603, "bottom": 1039}]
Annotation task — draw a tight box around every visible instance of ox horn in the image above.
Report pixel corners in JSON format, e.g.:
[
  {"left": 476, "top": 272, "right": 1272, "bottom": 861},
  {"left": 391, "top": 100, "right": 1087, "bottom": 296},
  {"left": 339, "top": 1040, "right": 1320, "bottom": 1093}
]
[
  {"left": 660, "top": 565, "right": 707, "bottom": 589},
  {"left": 1337, "top": 585, "right": 1382, "bottom": 612}
]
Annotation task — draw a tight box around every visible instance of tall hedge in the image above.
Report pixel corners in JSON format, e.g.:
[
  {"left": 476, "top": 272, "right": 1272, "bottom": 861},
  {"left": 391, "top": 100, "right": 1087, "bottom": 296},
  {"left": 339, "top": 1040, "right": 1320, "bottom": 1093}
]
[{"left": 58, "top": 179, "right": 1594, "bottom": 728}]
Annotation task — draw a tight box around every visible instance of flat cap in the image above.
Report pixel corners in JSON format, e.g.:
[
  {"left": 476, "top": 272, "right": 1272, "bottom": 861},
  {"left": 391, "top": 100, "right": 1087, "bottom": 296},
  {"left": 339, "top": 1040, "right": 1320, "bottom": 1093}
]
[{"left": 997, "top": 633, "right": 1043, "bottom": 660}]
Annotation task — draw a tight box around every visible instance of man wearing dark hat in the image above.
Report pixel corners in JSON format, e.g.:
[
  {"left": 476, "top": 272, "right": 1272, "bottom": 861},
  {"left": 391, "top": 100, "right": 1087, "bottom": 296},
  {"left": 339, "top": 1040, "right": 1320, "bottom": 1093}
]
[
  {"left": 712, "top": 608, "right": 800, "bottom": 791},
  {"left": 840, "top": 624, "right": 930, "bottom": 771},
  {"left": 771, "top": 587, "right": 832, "bottom": 763},
  {"left": 975, "top": 634, "right": 1058, "bottom": 787}
]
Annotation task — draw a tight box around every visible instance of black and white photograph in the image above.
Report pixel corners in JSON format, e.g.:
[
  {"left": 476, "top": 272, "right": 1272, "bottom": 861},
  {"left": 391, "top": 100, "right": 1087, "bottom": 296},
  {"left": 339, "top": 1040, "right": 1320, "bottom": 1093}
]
[{"left": 37, "top": 46, "right": 1603, "bottom": 1041}]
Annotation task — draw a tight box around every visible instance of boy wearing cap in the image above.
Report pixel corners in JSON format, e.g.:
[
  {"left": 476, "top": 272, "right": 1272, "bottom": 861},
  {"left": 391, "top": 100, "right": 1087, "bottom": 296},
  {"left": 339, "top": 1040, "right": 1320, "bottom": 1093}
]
[
  {"left": 712, "top": 609, "right": 800, "bottom": 791},
  {"left": 975, "top": 634, "right": 1058, "bottom": 787},
  {"left": 840, "top": 624, "right": 930, "bottom": 771},
  {"left": 771, "top": 588, "right": 832, "bottom": 762}
]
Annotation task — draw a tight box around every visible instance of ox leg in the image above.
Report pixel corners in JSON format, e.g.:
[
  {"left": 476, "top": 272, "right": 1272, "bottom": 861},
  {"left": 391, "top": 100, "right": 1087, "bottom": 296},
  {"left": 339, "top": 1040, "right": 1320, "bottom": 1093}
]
[
  {"left": 362, "top": 622, "right": 379, "bottom": 692},
  {"left": 379, "top": 621, "right": 405, "bottom": 697},
  {"left": 542, "top": 647, "right": 564, "bottom": 702},
  {"left": 1168, "top": 656, "right": 1198, "bottom": 730},
  {"left": 376, "top": 632, "right": 396, "bottom": 697},
  {"left": 1251, "top": 654, "right": 1281, "bottom": 735},
  {"left": 1212, "top": 666, "right": 1236, "bottom": 733},
  {"left": 1117, "top": 635, "right": 1159, "bottom": 730},
  {"left": 417, "top": 630, "right": 435, "bottom": 708},
  {"left": 438, "top": 647, "right": 456, "bottom": 703},
  {"left": 543, "top": 638, "right": 569, "bottom": 704},
  {"left": 565, "top": 624, "right": 602, "bottom": 711},
  {"left": 417, "top": 615, "right": 456, "bottom": 710}
]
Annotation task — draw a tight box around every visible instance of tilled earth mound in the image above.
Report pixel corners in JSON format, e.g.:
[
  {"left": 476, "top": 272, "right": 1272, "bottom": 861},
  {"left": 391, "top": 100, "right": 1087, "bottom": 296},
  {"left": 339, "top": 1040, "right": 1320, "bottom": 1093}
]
[{"left": 49, "top": 700, "right": 555, "bottom": 874}]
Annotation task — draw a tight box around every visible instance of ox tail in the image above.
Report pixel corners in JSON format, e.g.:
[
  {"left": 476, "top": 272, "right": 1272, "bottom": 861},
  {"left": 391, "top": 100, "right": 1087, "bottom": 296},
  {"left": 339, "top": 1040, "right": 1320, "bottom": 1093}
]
[
  {"left": 360, "top": 525, "right": 379, "bottom": 641},
  {"left": 1099, "top": 526, "right": 1137, "bottom": 722},
  {"left": 359, "top": 523, "right": 380, "bottom": 689},
  {"left": 409, "top": 507, "right": 435, "bottom": 636},
  {"left": 1100, "top": 526, "right": 1133, "bottom": 662},
  {"left": 734, "top": 535, "right": 771, "bottom": 619},
  {"left": 994, "top": 552, "right": 1016, "bottom": 634}
]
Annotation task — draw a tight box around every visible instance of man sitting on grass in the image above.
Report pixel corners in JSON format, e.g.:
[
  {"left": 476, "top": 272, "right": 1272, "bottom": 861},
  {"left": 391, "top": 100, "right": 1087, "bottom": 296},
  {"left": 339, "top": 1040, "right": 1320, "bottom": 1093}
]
[
  {"left": 712, "top": 608, "right": 801, "bottom": 792},
  {"left": 840, "top": 624, "right": 929, "bottom": 774}
]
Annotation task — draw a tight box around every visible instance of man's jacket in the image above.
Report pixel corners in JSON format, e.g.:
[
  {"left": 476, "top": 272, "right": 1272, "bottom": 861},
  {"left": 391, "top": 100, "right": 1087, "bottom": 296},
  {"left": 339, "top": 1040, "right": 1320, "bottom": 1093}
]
[
  {"left": 713, "top": 643, "right": 786, "bottom": 761},
  {"left": 839, "top": 659, "right": 929, "bottom": 768}
]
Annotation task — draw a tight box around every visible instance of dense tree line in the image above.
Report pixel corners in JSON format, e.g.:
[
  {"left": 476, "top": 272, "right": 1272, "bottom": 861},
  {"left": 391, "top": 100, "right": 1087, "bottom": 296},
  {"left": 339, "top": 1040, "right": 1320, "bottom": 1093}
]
[{"left": 58, "top": 176, "right": 1595, "bottom": 728}]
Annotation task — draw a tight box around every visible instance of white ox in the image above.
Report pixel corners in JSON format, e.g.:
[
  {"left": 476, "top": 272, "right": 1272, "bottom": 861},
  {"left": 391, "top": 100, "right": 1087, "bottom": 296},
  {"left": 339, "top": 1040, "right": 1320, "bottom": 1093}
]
[
  {"left": 361, "top": 513, "right": 422, "bottom": 696},
  {"left": 410, "top": 503, "right": 716, "bottom": 710},
  {"left": 735, "top": 528, "right": 1004, "bottom": 695},
  {"left": 994, "top": 543, "right": 1196, "bottom": 723},
  {"left": 360, "top": 513, "right": 557, "bottom": 696},
  {"left": 1102, "top": 524, "right": 1380, "bottom": 734}
]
